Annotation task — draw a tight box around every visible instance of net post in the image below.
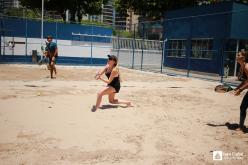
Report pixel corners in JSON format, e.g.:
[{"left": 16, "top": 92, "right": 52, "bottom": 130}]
[
  {"left": 131, "top": 24, "right": 136, "bottom": 69},
  {"left": 90, "top": 23, "right": 93, "bottom": 65},
  {"left": 141, "top": 23, "right": 144, "bottom": 70}
]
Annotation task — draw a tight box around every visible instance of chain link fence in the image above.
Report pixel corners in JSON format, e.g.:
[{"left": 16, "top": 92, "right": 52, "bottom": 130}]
[
  {"left": 1, "top": 5, "right": 248, "bottom": 86},
  {"left": 0, "top": 15, "right": 112, "bottom": 65},
  {"left": 111, "top": 7, "right": 248, "bottom": 86}
]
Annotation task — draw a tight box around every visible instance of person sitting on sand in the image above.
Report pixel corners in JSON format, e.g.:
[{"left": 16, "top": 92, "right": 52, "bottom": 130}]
[
  {"left": 92, "top": 55, "right": 132, "bottom": 112},
  {"left": 234, "top": 51, "right": 248, "bottom": 132}
]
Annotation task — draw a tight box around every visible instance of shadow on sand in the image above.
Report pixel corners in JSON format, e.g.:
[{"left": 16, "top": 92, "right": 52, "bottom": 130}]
[
  {"left": 100, "top": 104, "right": 129, "bottom": 110},
  {"left": 207, "top": 122, "right": 248, "bottom": 133},
  {"left": 91, "top": 104, "right": 129, "bottom": 112},
  {"left": 100, "top": 104, "right": 119, "bottom": 110}
]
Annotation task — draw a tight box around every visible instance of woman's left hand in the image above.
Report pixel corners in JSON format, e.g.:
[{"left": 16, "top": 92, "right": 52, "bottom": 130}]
[
  {"left": 95, "top": 75, "right": 100, "bottom": 80},
  {"left": 234, "top": 89, "right": 242, "bottom": 96},
  {"left": 97, "top": 75, "right": 103, "bottom": 80}
]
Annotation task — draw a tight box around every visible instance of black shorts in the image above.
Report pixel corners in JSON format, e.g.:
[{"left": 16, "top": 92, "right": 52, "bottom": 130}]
[{"left": 108, "top": 85, "right": 120, "bottom": 93}]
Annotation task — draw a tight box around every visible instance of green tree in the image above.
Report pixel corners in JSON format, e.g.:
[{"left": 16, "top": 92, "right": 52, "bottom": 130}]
[
  {"left": 114, "top": 0, "right": 199, "bottom": 20},
  {"left": 114, "top": 0, "right": 248, "bottom": 20},
  {"left": 67, "top": 0, "right": 109, "bottom": 23},
  {"left": 19, "top": 0, "right": 108, "bottom": 22}
]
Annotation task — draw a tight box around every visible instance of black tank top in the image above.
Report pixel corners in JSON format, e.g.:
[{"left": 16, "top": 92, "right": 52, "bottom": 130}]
[{"left": 105, "top": 71, "right": 120, "bottom": 88}]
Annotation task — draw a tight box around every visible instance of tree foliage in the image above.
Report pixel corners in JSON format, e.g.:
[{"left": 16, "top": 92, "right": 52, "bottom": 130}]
[
  {"left": 18, "top": 0, "right": 108, "bottom": 22},
  {"left": 114, "top": 0, "right": 199, "bottom": 19},
  {"left": 114, "top": 0, "right": 248, "bottom": 20}
]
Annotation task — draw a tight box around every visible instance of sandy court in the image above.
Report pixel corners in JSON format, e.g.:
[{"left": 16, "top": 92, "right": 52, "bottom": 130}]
[{"left": 0, "top": 64, "right": 247, "bottom": 165}]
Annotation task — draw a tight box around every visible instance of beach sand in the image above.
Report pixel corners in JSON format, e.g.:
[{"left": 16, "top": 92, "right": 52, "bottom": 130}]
[{"left": 0, "top": 64, "right": 247, "bottom": 165}]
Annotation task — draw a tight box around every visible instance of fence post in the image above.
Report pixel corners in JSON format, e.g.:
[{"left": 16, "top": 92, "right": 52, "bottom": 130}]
[
  {"left": 220, "top": 39, "right": 224, "bottom": 83},
  {"left": 220, "top": 54, "right": 224, "bottom": 83},
  {"left": 161, "top": 39, "right": 165, "bottom": 73},
  {"left": 187, "top": 17, "right": 192, "bottom": 77},
  {"left": 117, "top": 35, "right": 120, "bottom": 59},
  {"left": 0, "top": 18, "right": 2, "bottom": 56},
  {"left": 90, "top": 23, "right": 93, "bottom": 65},
  {"left": 141, "top": 23, "right": 144, "bottom": 70},
  {"left": 11, "top": 35, "right": 14, "bottom": 55},
  {"left": 0, "top": 29, "right": 1, "bottom": 56},
  {"left": 161, "top": 20, "right": 166, "bottom": 73},
  {"left": 1, "top": 16, "right": 5, "bottom": 56},
  {"left": 25, "top": 17, "right": 28, "bottom": 57},
  {"left": 220, "top": 13, "right": 229, "bottom": 83},
  {"left": 3, "top": 34, "right": 5, "bottom": 56},
  {"left": 234, "top": 39, "right": 239, "bottom": 77},
  {"left": 187, "top": 39, "right": 191, "bottom": 77},
  {"left": 55, "top": 21, "right": 58, "bottom": 44},
  {"left": 131, "top": 24, "right": 136, "bottom": 69}
]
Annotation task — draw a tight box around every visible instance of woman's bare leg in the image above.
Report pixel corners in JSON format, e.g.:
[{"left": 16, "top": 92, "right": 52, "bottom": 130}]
[
  {"left": 53, "top": 64, "right": 57, "bottom": 75},
  {"left": 50, "top": 61, "right": 56, "bottom": 79},
  {"left": 93, "top": 87, "right": 115, "bottom": 111},
  {"left": 108, "top": 93, "right": 132, "bottom": 107},
  {"left": 52, "top": 57, "right": 57, "bottom": 75},
  {"left": 49, "top": 63, "right": 54, "bottom": 79}
]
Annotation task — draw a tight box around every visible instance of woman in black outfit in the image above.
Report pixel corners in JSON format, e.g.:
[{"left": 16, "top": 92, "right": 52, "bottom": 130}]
[
  {"left": 234, "top": 51, "right": 248, "bottom": 132},
  {"left": 92, "top": 55, "right": 131, "bottom": 112}
]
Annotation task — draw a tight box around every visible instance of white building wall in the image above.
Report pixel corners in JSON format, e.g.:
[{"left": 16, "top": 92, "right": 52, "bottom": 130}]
[{"left": 1, "top": 37, "right": 111, "bottom": 59}]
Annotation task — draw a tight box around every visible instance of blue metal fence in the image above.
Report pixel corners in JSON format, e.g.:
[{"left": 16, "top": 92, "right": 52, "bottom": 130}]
[{"left": 1, "top": 2, "right": 248, "bottom": 86}]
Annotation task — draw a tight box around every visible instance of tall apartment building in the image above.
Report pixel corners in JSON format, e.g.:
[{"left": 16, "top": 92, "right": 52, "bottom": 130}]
[
  {"left": 82, "top": 0, "right": 127, "bottom": 30},
  {"left": 82, "top": 13, "right": 103, "bottom": 23},
  {"left": 102, "top": 0, "right": 127, "bottom": 30},
  {"left": 102, "top": 0, "right": 113, "bottom": 26},
  {"left": 102, "top": 0, "right": 141, "bottom": 31},
  {"left": 126, "top": 9, "right": 139, "bottom": 31}
]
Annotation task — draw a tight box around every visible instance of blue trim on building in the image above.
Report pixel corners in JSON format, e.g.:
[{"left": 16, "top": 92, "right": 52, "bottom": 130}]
[{"left": 0, "top": 55, "right": 107, "bottom": 66}]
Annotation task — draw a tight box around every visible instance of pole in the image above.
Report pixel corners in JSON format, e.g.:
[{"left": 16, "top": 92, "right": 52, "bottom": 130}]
[
  {"left": 3, "top": 34, "right": 5, "bottom": 56},
  {"left": 220, "top": 14, "right": 228, "bottom": 83},
  {"left": 0, "top": 15, "right": 3, "bottom": 56},
  {"left": 187, "top": 17, "right": 192, "bottom": 77},
  {"left": 0, "top": 16, "right": 2, "bottom": 56},
  {"left": 0, "top": 30, "right": 1, "bottom": 56},
  {"left": 90, "top": 23, "right": 93, "bottom": 65},
  {"left": 141, "top": 23, "right": 144, "bottom": 70},
  {"left": 41, "top": 0, "right": 44, "bottom": 59},
  {"left": 234, "top": 40, "right": 239, "bottom": 77},
  {"left": 131, "top": 24, "right": 135, "bottom": 69},
  {"left": 55, "top": 22, "right": 58, "bottom": 44},
  {"left": 12, "top": 36, "right": 14, "bottom": 55},
  {"left": 161, "top": 40, "right": 165, "bottom": 73},
  {"left": 161, "top": 20, "right": 166, "bottom": 73},
  {"left": 220, "top": 39, "right": 224, "bottom": 83},
  {"left": 117, "top": 35, "right": 120, "bottom": 59},
  {"left": 25, "top": 17, "right": 27, "bottom": 56}
]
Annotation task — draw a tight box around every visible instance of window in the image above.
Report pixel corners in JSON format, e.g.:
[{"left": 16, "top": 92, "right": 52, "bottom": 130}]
[
  {"left": 191, "top": 39, "right": 213, "bottom": 59},
  {"left": 167, "top": 40, "right": 186, "bottom": 57}
]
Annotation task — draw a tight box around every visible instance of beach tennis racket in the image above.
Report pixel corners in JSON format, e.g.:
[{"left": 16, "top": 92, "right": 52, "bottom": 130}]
[
  {"left": 214, "top": 84, "right": 233, "bottom": 93},
  {"left": 41, "top": 45, "right": 48, "bottom": 56},
  {"left": 38, "top": 45, "right": 48, "bottom": 65}
]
